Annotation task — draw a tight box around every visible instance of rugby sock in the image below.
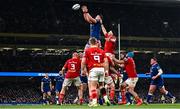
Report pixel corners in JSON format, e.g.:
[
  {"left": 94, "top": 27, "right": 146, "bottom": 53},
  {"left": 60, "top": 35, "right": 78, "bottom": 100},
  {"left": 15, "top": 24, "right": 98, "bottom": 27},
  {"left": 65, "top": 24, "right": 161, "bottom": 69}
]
[
  {"left": 110, "top": 89, "right": 115, "bottom": 100},
  {"left": 59, "top": 93, "right": 64, "bottom": 103},
  {"left": 147, "top": 93, "right": 153, "bottom": 103},
  {"left": 165, "top": 91, "right": 173, "bottom": 98},
  {"left": 126, "top": 92, "right": 132, "bottom": 104},
  {"left": 135, "top": 96, "right": 141, "bottom": 102},
  {"left": 91, "top": 89, "right": 97, "bottom": 103},
  {"left": 91, "top": 89, "right": 97, "bottom": 99},
  {"left": 55, "top": 96, "right": 59, "bottom": 104},
  {"left": 79, "top": 98, "right": 84, "bottom": 104}
]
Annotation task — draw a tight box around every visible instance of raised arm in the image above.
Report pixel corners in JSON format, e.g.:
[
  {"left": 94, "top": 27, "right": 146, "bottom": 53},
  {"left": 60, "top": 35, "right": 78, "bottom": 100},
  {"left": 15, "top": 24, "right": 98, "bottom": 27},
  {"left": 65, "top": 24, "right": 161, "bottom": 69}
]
[
  {"left": 104, "top": 57, "right": 109, "bottom": 76},
  {"left": 101, "top": 24, "right": 107, "bottom": 36},
  {"left": 81, "top": 5, "right": 97, "bottom": 24},
  {"left": 113, "top": 57, "right": 125, "bottom": 64}
]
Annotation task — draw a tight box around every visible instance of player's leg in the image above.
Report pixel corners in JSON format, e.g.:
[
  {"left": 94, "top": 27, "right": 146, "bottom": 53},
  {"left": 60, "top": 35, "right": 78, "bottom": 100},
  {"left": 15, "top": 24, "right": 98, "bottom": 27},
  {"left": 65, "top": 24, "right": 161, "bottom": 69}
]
[
  {"left": 55, "top": 91, "right": 59, "bottom": 104},
  {"left": 159, "top": 84, "right": 176, "bottom": 104},
  {"left": 74, "top": 77, "right": 83, "bottom": 105},
  {"left": 105, "top": 76, "right": 115, "bottom": 104},
  {"left": 42, "top": 92, "right": 47, "bottom": 105},
  {"left": 146, "top": 84, "right": 156, "bottom": 104},
  {"left": 88, "top": 68, "right": 99, "bottom": 107},
  {"left": 59, "top": 86, "right": 67, "bottom": 104},
  {"left": 125, "top": 78, "right": 142, "bottom": 106},
  {"left": 47, "top": 91, "right": 52, "bottom": 104},
  {"left": 88, "top": 81, "right": 98, "bottom": 107},
  {"left": 119, "top": 83, "right": 127, "bottom": 105},
  {"left": 59, "top": 78, "right": 71, "bottom": 104},
  {"left": 99, "top": 71, "right": 110, "bottom": 106},
  {"left": 117, "top": 75, "right": 127, "bottom": 105}
]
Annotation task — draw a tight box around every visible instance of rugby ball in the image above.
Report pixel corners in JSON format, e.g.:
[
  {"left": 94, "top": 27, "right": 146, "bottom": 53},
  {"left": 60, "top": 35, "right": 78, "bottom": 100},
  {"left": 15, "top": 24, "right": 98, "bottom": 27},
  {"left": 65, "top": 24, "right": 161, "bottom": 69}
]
[{"left": 72, "top": 4, "right": 80, "bottom": 10}]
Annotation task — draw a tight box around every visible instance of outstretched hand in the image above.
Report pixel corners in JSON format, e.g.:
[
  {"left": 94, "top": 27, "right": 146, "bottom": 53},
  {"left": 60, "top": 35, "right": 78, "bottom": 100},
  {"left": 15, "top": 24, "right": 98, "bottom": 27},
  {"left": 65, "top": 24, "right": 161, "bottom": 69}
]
[{"left": 81, "top": 5, "right": 88, "bottom": 13}]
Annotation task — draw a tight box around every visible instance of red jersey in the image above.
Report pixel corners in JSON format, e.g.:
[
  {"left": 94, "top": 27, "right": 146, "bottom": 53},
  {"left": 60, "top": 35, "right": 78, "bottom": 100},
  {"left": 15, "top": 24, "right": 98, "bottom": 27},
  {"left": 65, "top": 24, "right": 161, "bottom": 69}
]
[
  {"left": 84, "top": 47, "right": 106, "bottom": 71},
  {"left": 124, "top": 57, "right": 137, "bottom": 78},
  {"left": 104, "top": 33, "right": 116, "bottom": 54},
  {"left": 63, "top": 57, "right": 81, "bottom": 78}
]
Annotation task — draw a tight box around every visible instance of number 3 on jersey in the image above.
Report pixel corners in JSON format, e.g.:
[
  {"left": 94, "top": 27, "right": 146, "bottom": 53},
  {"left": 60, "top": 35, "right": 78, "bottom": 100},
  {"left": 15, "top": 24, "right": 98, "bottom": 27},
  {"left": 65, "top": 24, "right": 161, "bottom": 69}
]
[
  {"left": 94, "top": 55, "right": 100, "bottom": 63},
  {"left": 70, "top": 64, "right": 75, "bottom": 70}
]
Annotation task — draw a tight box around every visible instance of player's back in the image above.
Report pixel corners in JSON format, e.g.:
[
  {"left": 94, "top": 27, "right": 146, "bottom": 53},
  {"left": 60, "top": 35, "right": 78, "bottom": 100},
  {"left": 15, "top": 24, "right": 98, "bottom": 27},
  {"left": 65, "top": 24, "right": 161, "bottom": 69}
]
[
  {"left": 85, "top": 47, "right": 105, "bottom": 71},
  {"left": 125, "top": 57, "right": 137, "bottom": 77},
  {"left": 64, "top": 57, "right": 81, "bottom": 78},
  {"left": 90, "top": 21, "right": 101, "bottom": 40}
]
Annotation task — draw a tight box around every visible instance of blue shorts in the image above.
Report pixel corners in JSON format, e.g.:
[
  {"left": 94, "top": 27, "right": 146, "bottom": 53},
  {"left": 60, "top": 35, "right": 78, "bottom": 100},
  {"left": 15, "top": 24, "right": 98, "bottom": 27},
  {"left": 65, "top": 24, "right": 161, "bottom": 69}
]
[
  {"left": 80, "top": 76, "right": 88, "bottom": 84},
  {"left": 43, "top": 88, "right": 51, "bottom": 93},
  {"left": 122, "top": 73, "right": 128, "bottom": 82},
  {"left": 150, "top": 79, "right": 164, "bottom": 89},
  {"left": 55, "top": 86, "right": 62, "bottom": 92}
]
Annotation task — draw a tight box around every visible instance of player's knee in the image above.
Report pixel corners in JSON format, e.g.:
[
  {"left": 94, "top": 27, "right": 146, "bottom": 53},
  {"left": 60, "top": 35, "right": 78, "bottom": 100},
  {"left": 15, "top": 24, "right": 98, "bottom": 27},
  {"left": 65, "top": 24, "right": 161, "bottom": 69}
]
[
  {"left": 47, "top": 92, "right": 51, "bottom": 96},
  {"left": 128, "top": 88, "right": 133, "bottom": 92}
]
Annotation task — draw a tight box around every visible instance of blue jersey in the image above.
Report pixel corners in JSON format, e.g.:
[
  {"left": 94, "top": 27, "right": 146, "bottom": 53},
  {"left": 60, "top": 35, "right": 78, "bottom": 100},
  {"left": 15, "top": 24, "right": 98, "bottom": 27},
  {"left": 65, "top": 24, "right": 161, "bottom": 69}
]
[
  {"left": 41, "top": 77, "right": 51, "bottom": 92},
  {"left": 150, "top": 63, "right": 164, "bottom": 88},
  {"left": 90, "top": 20, "right": 101, "bottom": 40},
  {"left": 54, "top": 75, "right": 64, "bottom": 92}
]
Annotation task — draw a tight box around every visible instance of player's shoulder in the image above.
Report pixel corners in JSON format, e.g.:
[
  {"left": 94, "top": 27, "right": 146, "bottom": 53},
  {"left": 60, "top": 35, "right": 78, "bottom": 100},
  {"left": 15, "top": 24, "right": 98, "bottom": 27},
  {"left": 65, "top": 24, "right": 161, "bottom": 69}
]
[
  {"left": 155, "top": 63, "right": 161, "bottom": 68},
  {"left": 74, "top": 57, "right": 81, "bottom": 63},
  {"left": 85, "top": 47, "right": 92, "bottom": 52}
]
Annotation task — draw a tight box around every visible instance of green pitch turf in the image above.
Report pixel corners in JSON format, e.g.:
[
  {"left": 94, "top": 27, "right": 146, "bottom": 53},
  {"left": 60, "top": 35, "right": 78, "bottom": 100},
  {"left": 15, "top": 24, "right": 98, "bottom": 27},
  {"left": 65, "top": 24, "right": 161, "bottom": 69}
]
[{"left": 0, "top": 104, "right": 180, "bottom": 109}]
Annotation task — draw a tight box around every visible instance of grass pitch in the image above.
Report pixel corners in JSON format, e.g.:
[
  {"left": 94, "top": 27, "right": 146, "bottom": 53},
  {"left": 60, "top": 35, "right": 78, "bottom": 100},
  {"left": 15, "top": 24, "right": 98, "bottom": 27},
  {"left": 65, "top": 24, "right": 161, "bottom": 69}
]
[{"left": 0, "top": 104, "right": 180, "bottom": 109}]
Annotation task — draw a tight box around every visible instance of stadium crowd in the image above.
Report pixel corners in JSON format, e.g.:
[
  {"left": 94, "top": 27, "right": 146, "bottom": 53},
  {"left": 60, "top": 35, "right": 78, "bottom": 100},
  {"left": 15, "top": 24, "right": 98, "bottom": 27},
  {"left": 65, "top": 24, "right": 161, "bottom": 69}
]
[
  {"left": 0, "top": 78, "right": 178, "bottom": 104},
  {"left": 0, "top": 51, "right": 180, "bottom": 73}
]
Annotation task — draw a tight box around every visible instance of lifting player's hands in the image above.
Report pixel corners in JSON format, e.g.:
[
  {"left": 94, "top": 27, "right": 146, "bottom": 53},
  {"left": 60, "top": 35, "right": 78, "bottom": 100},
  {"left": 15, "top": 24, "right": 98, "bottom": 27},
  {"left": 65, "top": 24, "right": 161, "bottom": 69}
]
[{"left": 81, "top": 5, "right": 88, "bottom": 13}]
